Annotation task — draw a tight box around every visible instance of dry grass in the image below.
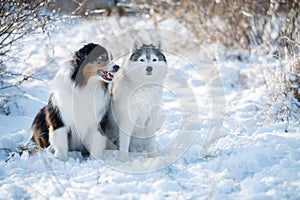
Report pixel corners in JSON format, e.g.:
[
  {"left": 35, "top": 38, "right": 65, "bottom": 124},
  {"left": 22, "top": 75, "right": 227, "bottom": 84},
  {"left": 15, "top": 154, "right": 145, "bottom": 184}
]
[{"left": 150, "top": 0, "right": 300, "bottom": 118}]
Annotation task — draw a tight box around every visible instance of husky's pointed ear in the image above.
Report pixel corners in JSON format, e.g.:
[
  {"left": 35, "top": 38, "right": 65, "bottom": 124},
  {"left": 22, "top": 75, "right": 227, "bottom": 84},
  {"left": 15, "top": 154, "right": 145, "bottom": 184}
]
[
  {"left": 152, "top": 38, "right": 162, "bottom": 50},
  {"left": 132, "top": 39, "right": 143, "bottom": 52},
  {"left": 156, "top": 40, "right": 162, "bottom": 50}
]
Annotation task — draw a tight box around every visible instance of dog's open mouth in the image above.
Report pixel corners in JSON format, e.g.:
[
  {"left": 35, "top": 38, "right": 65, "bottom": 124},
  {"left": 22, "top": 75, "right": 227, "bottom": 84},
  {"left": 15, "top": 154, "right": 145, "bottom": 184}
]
[{"left": 98, "top": 69, "right": 114, "bottom": 81}]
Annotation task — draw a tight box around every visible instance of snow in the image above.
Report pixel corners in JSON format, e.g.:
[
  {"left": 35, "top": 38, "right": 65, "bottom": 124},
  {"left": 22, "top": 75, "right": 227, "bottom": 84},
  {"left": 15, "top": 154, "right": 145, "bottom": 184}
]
[{"left": 1, "top": 17, "right": 300, "bottom": 199}]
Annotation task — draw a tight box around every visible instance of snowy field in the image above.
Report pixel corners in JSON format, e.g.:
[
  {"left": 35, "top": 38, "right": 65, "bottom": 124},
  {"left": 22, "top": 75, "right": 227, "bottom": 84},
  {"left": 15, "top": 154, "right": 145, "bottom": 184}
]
[{"left": 0, "top": 17, "right": 300, "bottom": 199}]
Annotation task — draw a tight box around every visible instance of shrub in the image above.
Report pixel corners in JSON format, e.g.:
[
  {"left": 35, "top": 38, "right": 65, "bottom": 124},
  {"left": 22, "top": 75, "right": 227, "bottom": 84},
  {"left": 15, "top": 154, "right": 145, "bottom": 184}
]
[{"left": 0, "top": 0, "right": 51, "bottom": 114}]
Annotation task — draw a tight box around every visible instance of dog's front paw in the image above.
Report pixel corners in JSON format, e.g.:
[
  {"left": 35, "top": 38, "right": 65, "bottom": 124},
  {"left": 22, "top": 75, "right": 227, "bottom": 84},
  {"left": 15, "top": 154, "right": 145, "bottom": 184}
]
[
  {"left": 118, "top": 151, "right": 129, "bottom": 162},
  {"left": 54, "top": 151, "right": 68, "bottom": 162}
]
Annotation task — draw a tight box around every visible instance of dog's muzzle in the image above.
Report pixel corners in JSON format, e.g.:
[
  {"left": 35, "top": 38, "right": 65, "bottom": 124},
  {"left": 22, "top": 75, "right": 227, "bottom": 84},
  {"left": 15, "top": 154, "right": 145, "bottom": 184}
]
[
  {"left": 146, "top": 66, "right": 153, "bottom": 75},
  {"left": 98, "top": 63, "right": 120, "bottom": 82}
]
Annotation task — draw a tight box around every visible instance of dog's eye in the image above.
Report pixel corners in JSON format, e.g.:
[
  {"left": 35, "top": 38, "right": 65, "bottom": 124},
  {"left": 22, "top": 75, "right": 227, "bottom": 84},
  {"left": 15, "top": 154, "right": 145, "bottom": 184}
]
[
  {"left": 139, "top": 58, "right": 145, "bottom": 62},
  {"left": 153, "top": 58, "right": 157, "bottom": 62},
  {"left": 98, "top": 56, "right": 106, "bottom": 62}
]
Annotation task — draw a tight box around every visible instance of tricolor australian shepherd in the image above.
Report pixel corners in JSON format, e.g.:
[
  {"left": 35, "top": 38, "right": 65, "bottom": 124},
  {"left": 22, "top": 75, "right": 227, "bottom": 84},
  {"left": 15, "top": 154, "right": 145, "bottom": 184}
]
[{"left": 31, "top": 43, "right": 119, "bottom": 161}]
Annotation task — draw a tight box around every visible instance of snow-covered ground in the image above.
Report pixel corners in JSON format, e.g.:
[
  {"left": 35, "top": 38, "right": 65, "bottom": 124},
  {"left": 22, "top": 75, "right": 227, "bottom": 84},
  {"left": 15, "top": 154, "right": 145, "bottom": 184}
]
[{"left": 0, "top": 17, "right": 300, "bottom": 199}]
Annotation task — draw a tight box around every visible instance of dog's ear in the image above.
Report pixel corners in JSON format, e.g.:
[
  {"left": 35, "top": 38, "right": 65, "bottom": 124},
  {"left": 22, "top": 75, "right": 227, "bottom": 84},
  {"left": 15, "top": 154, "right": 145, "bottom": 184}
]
[
  {"left": 75, "top": 51, "right": 85, "bottom": 62},
  {"left": 153, "top": 39, "right": 162, "bottom": 50},
  {"left": 132, "top": 38, "right": 143, "bottom": 52}
]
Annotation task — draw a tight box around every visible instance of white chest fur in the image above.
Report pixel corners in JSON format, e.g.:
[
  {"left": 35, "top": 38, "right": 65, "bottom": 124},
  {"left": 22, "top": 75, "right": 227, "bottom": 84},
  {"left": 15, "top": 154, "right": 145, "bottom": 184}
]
[
  {"left": 128, "top": 84, "right": 163, "bottom": 127},
  {"left": 51, "top": 69, "right": 108, "bottom": 151}
]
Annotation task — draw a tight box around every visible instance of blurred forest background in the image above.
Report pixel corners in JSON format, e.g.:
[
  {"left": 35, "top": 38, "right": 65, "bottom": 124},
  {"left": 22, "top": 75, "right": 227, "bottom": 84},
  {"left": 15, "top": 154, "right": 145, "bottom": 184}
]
[{"left": 0, "top": 0, "right": 299, "bottom": 120}]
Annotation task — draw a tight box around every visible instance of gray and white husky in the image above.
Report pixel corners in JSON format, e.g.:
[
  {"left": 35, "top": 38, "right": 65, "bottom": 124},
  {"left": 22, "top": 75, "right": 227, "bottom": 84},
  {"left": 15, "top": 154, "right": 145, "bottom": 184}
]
[{"left": 104, "top": 43, "right": 168, "bottom": 161}]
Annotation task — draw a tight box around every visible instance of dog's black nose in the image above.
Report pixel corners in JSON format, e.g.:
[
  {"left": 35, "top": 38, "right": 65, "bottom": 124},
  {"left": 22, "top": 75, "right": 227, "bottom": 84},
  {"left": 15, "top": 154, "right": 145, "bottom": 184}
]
[
  {"left": 113, "top": 65, "right": 120, "bottom": 72},
  {"left": 146, "top": 66, "right": 153, "bottom": 72}
]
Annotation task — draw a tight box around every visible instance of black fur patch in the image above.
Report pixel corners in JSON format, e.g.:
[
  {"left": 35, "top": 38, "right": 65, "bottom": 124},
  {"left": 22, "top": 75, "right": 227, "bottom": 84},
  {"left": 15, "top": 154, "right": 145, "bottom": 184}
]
[
  {"left": 31, "top": 107, "right": 49, "bottom": 148},
  {"left": 100, "top": 111, "right": 119, "bottom": 148},
  {"left": 31, "top": 95, "right": 64, "bottom": 148},
  {"left": 46, "top": 95, "right": 64, "bottom": 130}
]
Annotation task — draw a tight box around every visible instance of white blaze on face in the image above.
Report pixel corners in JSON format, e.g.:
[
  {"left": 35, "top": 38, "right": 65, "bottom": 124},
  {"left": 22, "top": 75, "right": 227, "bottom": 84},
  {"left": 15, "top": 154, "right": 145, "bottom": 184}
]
[{"left": 126, "top": 44, "right": 168, "bottom": 81}]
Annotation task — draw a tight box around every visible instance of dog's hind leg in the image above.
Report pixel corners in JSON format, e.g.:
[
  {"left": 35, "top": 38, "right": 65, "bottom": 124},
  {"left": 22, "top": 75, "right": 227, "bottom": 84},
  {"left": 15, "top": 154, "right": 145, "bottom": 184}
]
[
  {"left": 49, "top": 127, "right": 69, "bottom": 161},
  {"left": 145, "top": 125, "right": 158, "bottom": 158},
  {"left": 32, "top": 107, "right": 50, "bottom": 148},
  {"left": 146, "top": 136, "right": 157, "bottom": 158}
]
